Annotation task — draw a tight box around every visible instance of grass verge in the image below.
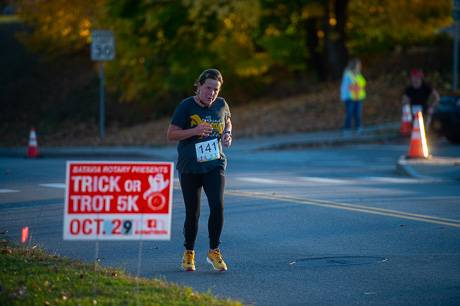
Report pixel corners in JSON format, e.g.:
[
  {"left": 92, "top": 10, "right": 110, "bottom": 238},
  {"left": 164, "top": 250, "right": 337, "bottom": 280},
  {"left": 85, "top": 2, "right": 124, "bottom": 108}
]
[{"left": 0, "top": 241, "right": 242, "bottom": 306}]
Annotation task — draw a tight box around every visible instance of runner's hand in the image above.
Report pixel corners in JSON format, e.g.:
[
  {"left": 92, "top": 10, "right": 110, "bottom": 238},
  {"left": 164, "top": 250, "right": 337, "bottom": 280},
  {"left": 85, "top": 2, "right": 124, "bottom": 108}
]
[
  {"left": 223, "top": 132, "right": 232, "bottom": 148},
  {"left": 195, "top": 123, "right": 213, "bottom": 137}
]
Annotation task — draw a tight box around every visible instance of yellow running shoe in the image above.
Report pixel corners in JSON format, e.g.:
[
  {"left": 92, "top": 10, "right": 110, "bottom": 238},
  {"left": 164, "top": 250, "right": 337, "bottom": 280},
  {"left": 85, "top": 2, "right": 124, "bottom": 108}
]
[
  {"left": 182, "top": 250, "right": 195, "bottom": 272},
  {"left": 206, "top": 248, "right": 228, "bottom": 272}
]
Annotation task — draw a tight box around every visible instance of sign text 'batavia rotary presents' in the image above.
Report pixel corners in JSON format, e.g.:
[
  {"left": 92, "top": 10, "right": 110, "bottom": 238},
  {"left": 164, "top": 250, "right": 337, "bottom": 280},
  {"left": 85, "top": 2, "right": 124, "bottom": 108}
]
[{"left": 63, "top": 161, "right": 174, "bottom": 240}]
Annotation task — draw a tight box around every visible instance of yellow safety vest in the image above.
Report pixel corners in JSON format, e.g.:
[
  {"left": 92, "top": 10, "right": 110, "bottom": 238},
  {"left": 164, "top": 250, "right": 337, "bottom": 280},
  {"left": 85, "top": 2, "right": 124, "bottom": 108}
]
[{"left": 349, "top": 72, "right": 366, "bottom": 101}]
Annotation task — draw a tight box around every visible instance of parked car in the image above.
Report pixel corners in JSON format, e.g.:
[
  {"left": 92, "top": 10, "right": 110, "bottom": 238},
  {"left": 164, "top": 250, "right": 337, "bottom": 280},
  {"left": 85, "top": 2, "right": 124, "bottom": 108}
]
[{"left": 430, "top": 95, "right": 460, "bottom": 144}]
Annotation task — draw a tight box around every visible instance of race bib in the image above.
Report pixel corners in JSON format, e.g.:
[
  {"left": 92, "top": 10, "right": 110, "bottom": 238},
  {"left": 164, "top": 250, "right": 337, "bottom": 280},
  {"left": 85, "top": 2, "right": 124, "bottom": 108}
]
[{"left": 195, "top": 138, "right": 220, "bottom": 163}]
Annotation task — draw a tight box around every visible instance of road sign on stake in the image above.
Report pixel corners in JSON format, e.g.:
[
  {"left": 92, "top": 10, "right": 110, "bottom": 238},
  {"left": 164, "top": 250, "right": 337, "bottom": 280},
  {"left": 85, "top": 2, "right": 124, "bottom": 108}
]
[
  {"left": 91, "top": 30, "right": 115, "bottom": 61},
  {"left": 90, "top": 30, "right": 115, "bottom": 141},
  {"left": 63, "top": 161, "right": 174, "bottom": 241}
]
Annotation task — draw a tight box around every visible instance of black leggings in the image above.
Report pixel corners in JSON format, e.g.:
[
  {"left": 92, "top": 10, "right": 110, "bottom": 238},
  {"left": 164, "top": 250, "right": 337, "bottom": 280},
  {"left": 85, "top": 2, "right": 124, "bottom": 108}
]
[{"left": 180, "top": 168, "right": 225, "bottom": 250}]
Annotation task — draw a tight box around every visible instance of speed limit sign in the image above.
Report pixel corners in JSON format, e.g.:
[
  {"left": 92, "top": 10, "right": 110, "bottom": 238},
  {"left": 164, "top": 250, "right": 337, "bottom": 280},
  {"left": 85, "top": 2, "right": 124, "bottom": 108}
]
[{"left": 91, "top": 30, "right": 115, "bottom": 61}]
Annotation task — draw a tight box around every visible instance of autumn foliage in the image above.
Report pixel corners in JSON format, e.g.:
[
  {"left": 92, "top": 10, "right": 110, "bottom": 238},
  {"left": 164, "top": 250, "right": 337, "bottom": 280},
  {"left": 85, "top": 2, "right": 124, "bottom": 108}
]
[{"left": 14, "top": 0, "right": 453, "bottom": 110}]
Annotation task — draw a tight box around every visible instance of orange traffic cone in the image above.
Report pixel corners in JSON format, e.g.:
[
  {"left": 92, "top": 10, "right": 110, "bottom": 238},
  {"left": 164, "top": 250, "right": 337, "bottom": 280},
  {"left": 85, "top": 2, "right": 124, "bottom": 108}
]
[
  {"left": 407, "top": 111, "right": 429, "bottom": 159},
  {"left": 400, "top": 104, "right": 412, "bottom": 136},
  {"left": 21, "top": 226, "right": 29, "bottom": 244},
  {"left": 27, "top": 128, "right": 39, "bottom": 158}
]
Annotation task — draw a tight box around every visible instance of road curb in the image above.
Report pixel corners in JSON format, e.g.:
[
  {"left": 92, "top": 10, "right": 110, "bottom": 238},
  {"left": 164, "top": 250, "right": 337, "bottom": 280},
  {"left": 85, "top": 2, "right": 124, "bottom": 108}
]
[
  {"left": 396, "top": 155, "right": 460, "bottom": 182},
  {"left": 396, "top": 155, "right": 431, "bottom": 180},
  {"left": 260, "top": 133, "right": 400, "bottom": 151}
]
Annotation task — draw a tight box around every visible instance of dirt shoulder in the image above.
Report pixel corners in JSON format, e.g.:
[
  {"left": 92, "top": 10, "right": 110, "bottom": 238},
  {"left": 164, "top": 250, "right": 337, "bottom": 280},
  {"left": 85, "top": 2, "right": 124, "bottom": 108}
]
[{"left": 25, "top": 77, "right": 400, "bottom": 147}]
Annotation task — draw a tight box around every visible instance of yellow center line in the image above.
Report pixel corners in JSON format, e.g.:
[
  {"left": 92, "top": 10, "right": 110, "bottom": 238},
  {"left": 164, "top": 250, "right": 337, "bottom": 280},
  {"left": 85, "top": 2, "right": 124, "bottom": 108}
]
[{"left": 226, "top": 190, "right": 460, "bottom": 228}]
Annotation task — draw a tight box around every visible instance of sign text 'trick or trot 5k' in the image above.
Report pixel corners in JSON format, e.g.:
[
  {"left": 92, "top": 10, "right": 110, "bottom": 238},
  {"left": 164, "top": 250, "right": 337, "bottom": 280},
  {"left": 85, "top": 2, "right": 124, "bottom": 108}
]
[{"left": 63, "top": 161, "right": 174, "bottom": 241}]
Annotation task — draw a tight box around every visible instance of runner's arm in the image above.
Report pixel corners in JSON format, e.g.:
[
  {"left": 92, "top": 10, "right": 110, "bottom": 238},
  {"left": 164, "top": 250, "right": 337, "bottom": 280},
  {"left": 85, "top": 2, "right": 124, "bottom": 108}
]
[
  {"left": 222, "top": 118, "right": 232, "bottom": 147},
  {"left": 224, "top": 117, "right": 232, "bottom": 134},
  {"left": 167, "top": 124, "right": 211, "bottom": 141},
  {"left": 428, "top": 88, "right": 440, "bottom": 114}
]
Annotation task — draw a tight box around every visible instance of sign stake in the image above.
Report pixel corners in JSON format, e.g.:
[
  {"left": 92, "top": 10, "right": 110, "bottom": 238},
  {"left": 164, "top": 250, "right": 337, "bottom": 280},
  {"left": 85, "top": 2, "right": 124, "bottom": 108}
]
[
  {"left": 93, "top": 240, "right": 100, "bottom": 299},
  {"left": 99, "top": 63, "right": 105, "bottom": 142},
  {"left": 136, "top": 239, "right": 144, "bottom": 306}
]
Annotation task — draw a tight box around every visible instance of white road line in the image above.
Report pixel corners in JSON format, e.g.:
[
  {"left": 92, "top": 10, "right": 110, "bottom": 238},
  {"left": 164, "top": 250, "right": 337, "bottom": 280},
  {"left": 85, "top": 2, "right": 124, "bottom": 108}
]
[
  {"left": 0, "top": 189, "right": 19, "bottom": 193},
  {"left": 236, "top": 176, "right": 428, "bottom": 186},
  {"left": 377, "top": 196, "right": 460, "bottom": 201},
  {"left": 236, "top": 177, "right": 292, "bottom": 185},
  {"left": 226, "top": 190, "right": 460, "bottom": 228},
  {"left": 39, "top": 183, "right": 66, "bottom": 189},
  {"left": 364, "top": 176, "right": 425, "bottom": 184},
  {"left": 173, "top": 178, "right": 182, "bottom": 188},
  {"left": 298, "top": 177, "right": 349, "bottom": 184}
]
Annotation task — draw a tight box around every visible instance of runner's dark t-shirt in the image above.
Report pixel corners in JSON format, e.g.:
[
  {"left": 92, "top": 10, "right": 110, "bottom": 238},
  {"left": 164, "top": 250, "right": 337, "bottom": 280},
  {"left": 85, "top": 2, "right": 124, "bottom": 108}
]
[
  {"left": 404, "top": 82, "right": 433, "bottom": 114},
  {"left": 171, "top": 96, "right": 231, "bottom": 174}
]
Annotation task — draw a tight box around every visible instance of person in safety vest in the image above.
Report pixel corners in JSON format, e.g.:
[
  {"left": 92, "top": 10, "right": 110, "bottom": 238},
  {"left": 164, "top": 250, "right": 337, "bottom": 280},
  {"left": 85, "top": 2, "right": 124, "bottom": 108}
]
[
  {"left": 340, "top": 58, "right": 366, "bottom": 133},
  {"left": 402, "top": 69, "right": 439, "bottom": 126}
]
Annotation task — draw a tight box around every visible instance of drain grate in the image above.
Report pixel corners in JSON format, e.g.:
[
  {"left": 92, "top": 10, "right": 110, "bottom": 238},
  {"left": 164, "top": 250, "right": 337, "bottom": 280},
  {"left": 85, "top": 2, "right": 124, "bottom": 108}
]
[{"left": 289, "top": 256, "right": 388, "bottom": 268}]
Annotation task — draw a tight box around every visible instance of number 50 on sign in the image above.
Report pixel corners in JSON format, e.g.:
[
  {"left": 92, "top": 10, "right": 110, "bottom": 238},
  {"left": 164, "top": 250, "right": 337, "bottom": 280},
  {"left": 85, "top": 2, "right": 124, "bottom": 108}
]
[{"left": 91, "top": 30, "right": 115, "bottom": 61}]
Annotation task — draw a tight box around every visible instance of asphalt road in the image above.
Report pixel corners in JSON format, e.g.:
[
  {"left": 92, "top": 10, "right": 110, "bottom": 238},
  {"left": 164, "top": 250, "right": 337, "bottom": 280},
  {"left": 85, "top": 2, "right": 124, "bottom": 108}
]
[{"left": 1, "top": 141, "right": 460, "bottom": 305}]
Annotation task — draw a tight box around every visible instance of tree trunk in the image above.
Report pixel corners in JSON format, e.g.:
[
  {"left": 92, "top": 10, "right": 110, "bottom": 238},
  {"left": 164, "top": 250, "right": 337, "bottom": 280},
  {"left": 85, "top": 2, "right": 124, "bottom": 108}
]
[
  {"left": 323, "top": 0, "right": 349, "bottom": 80},
  {"left": 304, "top": 17, "right": 325, "bottom": 80}
]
